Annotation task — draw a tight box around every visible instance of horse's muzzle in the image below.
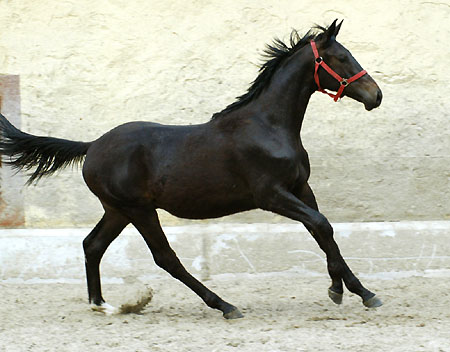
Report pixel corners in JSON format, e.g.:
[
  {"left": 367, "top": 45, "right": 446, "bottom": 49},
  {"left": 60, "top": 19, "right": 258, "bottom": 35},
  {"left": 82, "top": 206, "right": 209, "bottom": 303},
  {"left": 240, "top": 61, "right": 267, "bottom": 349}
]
[{"left": 365, "top": 89, "right": 382, "bottom": 111}]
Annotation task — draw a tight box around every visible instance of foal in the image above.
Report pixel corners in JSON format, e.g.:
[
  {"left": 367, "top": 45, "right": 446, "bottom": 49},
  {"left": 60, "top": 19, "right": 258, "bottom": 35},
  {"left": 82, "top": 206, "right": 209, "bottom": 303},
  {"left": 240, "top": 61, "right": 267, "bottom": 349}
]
[{"left": 0, "top": 20, "right": 382, "bottom": 319}]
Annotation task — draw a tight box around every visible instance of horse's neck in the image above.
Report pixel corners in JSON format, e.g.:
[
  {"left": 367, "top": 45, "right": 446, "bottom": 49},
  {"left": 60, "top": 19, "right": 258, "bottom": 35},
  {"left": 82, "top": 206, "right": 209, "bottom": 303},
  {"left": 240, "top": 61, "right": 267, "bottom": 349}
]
[{"left": 254, "top": 48, "right": 315, "bottom": 136}]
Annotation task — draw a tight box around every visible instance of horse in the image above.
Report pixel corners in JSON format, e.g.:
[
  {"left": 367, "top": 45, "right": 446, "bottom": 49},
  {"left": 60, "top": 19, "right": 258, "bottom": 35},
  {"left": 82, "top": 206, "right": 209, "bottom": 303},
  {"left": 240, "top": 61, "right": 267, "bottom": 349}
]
[{"left": 0, "top": 20, "right": 382, "bottom": 319}]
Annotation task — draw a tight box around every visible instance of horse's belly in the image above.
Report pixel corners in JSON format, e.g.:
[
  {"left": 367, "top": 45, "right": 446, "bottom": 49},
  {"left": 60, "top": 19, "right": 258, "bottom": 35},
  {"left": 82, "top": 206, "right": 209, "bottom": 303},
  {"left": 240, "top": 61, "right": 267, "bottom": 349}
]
[
  {"left": 161, "top": 201, "right": 255, "bottom": 219},
  {"left": 155, "top": 181, "right": 255, "bottom": 219}
]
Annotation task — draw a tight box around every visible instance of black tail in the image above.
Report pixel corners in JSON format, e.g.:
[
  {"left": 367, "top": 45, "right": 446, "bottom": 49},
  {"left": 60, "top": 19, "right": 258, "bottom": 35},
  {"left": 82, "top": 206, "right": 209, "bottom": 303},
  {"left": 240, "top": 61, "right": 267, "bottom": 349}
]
[{"left": 0, "top": 113, "right": 92, "bottom": 185}]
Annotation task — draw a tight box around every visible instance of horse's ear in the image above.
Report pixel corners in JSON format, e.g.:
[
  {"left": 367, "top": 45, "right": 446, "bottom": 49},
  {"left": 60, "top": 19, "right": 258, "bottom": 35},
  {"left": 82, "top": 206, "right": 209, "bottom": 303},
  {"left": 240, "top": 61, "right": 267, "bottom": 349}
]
[
  {"left": 335, "top": 19, "right": 343, "bottom": 37},
  {"left": 324, "top": 19, "right": 341, "bottom": 42},
  {"left": 324, "top": 19, "right": 337, "bottom": 40}
]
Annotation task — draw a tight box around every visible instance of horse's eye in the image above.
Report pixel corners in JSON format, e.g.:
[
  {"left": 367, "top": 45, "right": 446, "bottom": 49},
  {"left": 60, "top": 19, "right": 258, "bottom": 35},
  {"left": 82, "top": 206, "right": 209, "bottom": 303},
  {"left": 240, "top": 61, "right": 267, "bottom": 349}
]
[{"left": 337, "top": 55, "right": 347, "bottom": 63}]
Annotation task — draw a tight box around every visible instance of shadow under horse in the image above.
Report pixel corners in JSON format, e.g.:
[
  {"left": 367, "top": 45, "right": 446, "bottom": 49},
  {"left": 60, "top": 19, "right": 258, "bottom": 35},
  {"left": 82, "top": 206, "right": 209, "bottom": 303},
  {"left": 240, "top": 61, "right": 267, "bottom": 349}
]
[{"left": 0, "top": 20, "right": 382, "bottom": 319}]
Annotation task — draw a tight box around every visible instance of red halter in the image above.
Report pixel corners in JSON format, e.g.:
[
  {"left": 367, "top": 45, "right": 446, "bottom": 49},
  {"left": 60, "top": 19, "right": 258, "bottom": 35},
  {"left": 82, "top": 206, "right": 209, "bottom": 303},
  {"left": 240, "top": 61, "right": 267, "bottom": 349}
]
[{"left": 310, "top": 40, "right": 367, "bottom": 102}]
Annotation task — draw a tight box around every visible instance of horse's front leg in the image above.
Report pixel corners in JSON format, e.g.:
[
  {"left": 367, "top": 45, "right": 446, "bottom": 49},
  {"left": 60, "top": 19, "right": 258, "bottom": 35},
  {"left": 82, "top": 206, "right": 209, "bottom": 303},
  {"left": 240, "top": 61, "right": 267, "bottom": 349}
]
[
  {"left": 293, "top": 183, "right": 343, "bottom": 304},
  {"left": 258, "top": 184, "right": 382, "bottom": 308}
]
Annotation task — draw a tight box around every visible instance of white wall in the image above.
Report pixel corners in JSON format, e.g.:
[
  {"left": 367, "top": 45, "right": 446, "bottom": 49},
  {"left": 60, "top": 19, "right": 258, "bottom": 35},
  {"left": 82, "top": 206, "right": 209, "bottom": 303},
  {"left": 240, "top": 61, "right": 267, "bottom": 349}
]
[{"left": 0, "top": 0, "right": 449, "bottom": 227}]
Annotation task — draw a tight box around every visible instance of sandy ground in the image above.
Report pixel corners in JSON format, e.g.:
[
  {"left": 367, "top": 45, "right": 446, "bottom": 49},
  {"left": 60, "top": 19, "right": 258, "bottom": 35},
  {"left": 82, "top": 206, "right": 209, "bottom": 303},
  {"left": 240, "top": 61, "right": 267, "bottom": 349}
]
[{"left": 1, "top": 273, "right": 449, "bottom": 352}]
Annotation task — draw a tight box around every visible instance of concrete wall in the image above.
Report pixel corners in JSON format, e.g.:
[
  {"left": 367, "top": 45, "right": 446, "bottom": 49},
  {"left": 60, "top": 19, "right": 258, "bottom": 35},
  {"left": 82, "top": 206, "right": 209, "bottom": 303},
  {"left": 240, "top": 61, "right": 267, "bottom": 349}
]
[
  {"left": 0, "top": 1, "right": 449, "bottom": 227},
  {"left": 2, "top": 222, "right": 450, "bottom": 282}
]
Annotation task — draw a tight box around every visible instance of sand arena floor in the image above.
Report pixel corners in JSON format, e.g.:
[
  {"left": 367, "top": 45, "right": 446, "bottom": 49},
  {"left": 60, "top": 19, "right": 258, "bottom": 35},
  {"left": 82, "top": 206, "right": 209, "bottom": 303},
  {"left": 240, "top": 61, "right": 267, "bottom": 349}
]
[
  {"left": 1, "top": 222, "right": 450, "bottom": 351},
  {"left": 1, "top": 274, "right": 450, "bottom": 352}
]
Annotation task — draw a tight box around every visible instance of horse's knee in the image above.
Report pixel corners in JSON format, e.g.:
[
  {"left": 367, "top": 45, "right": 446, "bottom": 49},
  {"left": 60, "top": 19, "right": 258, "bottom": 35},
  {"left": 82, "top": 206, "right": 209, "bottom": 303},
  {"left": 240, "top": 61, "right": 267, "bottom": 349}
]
[{"left": 312, "top": 214, "right": 333, "bottom": 236}]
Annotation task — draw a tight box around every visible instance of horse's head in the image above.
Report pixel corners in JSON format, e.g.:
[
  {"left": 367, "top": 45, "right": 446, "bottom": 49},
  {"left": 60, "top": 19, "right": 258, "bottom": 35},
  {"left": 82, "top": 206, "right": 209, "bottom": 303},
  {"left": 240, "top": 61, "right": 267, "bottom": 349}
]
[{"left": 313, "top": 20, "right": 382, "bottom": 111}]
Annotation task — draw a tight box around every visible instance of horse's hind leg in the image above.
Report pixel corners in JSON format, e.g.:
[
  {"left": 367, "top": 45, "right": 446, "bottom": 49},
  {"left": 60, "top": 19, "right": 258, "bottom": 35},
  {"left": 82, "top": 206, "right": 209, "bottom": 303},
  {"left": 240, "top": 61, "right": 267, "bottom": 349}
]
[
  {"left": 82, "top": 208, "right": 129, "bottom": 314},
  {"left": 126, "top": 206, "right": 243, "bottom": 319}
]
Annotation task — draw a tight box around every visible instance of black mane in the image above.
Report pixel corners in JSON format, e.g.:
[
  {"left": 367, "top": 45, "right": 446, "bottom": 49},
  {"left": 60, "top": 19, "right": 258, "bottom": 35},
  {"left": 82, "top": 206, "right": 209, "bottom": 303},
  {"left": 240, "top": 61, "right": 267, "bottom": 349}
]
[{"left": 212, "top": 26, "right": 326, "bottom": 119}]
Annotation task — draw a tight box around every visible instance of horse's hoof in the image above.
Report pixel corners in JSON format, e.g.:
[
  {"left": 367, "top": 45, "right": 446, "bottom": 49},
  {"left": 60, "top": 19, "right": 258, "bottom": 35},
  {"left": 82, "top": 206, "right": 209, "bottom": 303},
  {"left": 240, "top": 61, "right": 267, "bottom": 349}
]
[
  {"left": 363, "top": 295, "right": 383, "bottom": 308},
  {"left": 328, "top": 288, "right": 343, "bottom": 305},
  {"left": 223, "top": 307, "right": 244, "bottom": 320},
  {"left": 91, "top": 302, "right": 118, "bottom": 315}
]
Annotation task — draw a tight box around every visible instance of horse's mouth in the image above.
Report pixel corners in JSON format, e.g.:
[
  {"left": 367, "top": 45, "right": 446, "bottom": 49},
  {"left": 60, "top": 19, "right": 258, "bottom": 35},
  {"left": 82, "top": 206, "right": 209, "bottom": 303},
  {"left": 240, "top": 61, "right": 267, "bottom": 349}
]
[{"left": 364, "top": 103, "right": 376, "bottom": 111}]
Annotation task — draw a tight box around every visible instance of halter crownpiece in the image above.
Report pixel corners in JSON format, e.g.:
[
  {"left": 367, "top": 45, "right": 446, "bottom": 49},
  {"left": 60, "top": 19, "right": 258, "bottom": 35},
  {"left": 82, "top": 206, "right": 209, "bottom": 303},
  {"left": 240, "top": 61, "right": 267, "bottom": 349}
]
[{"left": 310, "top": 40, "right": 367, "bottom": 102}]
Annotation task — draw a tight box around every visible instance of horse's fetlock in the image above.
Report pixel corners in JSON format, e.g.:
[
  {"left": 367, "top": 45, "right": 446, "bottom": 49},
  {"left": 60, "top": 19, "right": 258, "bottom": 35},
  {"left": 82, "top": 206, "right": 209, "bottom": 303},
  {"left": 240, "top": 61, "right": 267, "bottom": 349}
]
[{"left": 204, "top": 291, "right": 222, "bottom": 308}]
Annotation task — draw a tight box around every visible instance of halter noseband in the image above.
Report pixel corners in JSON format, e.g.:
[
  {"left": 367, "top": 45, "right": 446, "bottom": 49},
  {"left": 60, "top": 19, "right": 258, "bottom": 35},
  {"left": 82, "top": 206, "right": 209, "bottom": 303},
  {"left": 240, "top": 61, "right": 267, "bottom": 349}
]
[{"left": 310, "top": 40, "right": 367, "bottom": 102}]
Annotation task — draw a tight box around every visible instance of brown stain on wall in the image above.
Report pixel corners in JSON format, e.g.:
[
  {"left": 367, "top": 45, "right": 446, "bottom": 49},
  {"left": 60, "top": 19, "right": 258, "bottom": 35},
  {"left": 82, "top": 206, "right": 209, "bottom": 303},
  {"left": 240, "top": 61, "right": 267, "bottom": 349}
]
[{"left": 0, "top": 74, "right": 25, "bottom": 228}]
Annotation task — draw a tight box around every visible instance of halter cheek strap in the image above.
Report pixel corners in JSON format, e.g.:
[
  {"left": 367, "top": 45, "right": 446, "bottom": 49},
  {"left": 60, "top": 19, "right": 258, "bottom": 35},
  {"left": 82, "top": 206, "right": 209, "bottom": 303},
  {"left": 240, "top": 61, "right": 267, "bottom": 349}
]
[{"left": 310, "top": 40, "right": 367, "bottom": 102}]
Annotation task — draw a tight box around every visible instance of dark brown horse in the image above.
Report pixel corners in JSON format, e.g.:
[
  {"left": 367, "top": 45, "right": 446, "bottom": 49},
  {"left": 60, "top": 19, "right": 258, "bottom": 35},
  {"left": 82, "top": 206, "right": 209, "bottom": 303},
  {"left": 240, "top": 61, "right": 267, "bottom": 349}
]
[{"left": 0, "top": 20, "right": 382, "bottom": 319}]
